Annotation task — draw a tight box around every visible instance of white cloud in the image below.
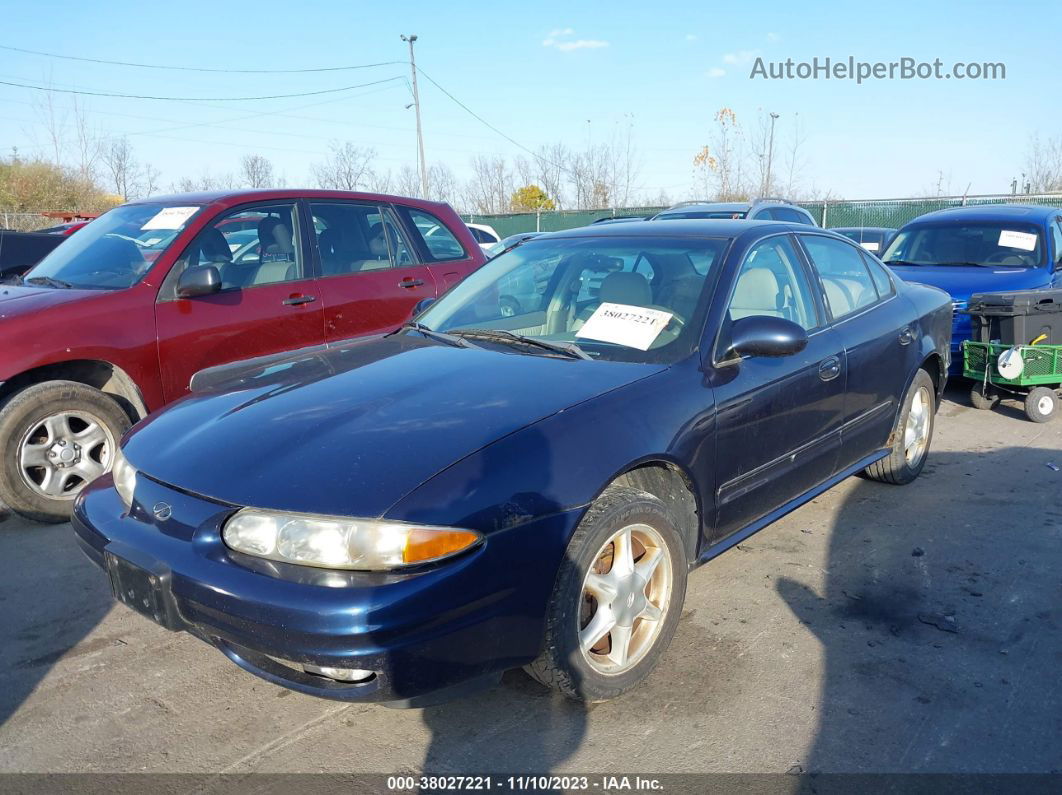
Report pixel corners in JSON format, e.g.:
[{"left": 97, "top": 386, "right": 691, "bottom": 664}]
[
  {"left": 685, "top": 33, "right": 699, "bottom": 42},
  {"left": 707, "top": 67, "right": 726, "bottom": 78},
  {"left": 542, "top": 29, "right": 609, "bottom": 51},
  {"left": 722, "top": 49, "right": 760, "bottom": 65},
  {"left": 766, "top": 32, "right": 781, "bottom": 43}
]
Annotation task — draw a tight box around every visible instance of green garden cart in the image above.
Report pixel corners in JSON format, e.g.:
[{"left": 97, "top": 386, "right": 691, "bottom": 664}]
[{"left": 964, "top": 339, "right": 1062, "bottom": 423}]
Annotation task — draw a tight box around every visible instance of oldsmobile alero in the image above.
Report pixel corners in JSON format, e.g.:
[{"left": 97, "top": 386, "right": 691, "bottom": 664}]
[{"left": 72, "top": 220, "right": 952, "bottom": 705}]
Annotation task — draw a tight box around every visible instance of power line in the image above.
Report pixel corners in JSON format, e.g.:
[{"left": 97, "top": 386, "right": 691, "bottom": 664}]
[
  {"left": 0, "top": 75, "right": 404, "bottom": 102},
  {"left": 0, "top": 43, "right": 403, "bottom": 74}
]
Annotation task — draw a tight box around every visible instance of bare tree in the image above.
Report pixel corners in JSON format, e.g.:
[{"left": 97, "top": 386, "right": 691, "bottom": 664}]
[
  {"left": 781, "top": 113, "right": 807, "bottom": 198},
  {"left": 1024, "top": 133, "right": 1062, "bottom": 193},
  {"left": 71, "top": 97, "right": 101, "bottom": 184},
  {"left": 240, "top": 154, "right": 274, "bottom": 189},
  {"left": 104, "top": 137, "right": 138, "bottom": 199},
  {"left": 465, "top": 155, "right": 513, "bottom": 214},
  {"left": 312, "top": 142, "right": 377, "bottom": 190},
  {"left": 426, "top": 163, "right": 459, "bottom": 206},
  {"left": 393, "top": 165, "right": 422, "bottom": 198}
]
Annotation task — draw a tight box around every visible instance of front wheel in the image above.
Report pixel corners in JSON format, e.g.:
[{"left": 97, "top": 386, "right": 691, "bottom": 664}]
[
  {"left": 865, "top": 368, "right": 935, "bottom": 485},
  {"left": 0, "top": 381, "right": 131, "bottom": 523},
  {"left": 1024, "top": 387, "right": 1058, "bottom": 423},
  {"left": 526, "top": 485, "right": 687, "bottom": 702}
]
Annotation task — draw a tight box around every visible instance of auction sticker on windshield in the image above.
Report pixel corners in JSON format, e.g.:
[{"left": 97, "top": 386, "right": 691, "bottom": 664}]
[
  {"left": 576, "top": 302, "right": 673, "bottom": 350},
  {"left": 142, "top": 206, "right": 199, "bottom": 230},
  {"left": 998, "top": 230, "right": 1037, "bottom": 251}
]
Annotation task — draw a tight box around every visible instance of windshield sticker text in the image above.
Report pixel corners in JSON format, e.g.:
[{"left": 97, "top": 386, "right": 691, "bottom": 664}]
[{"left": 576, "top": 302, "right": 673, "bottom": 351}]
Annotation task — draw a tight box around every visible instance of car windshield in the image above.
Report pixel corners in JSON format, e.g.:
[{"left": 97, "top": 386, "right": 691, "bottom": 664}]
[
  {"left": 22, "top": 203, "right": 202, "bottom": 289},
  {"left": 881, "top": 222, "right": 1044, "bottom": 268},
  {"left": 417, "top": 235, "right": 729, "bottom": 364}
]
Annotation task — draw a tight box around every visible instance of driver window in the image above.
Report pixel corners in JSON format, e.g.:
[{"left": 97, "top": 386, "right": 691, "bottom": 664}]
[
  {"left": 729, "top": 236, "right": 819, "bottom": 330},
  {"left": 171, "top": 203, "right": 304, "bottom": 293}
]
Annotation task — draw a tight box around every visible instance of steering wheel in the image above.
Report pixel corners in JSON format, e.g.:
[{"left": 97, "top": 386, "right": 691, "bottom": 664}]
[
  {"left": 647, "top": 305, "right": 686, "bottom": 329},
  {"left": 984, "top": 252, "right": 1028, "bottom": 266}
]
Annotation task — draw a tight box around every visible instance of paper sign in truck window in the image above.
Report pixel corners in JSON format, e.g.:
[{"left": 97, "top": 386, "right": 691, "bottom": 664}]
[
  {"left": 142, "top": 206, "right": 199, "bottom": 231},
  {"left": 575, "top": 302, "right": 673, "bottom": 350},
  {"left": 998, "top": 230, "right": 1037, "bottom": 251},
  {"left": 860, "top": 241, "right": 880, "bottom": 252}
]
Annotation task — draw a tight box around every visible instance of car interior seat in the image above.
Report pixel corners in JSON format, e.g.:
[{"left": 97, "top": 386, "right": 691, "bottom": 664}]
[{"left": 730, "top": 267, "right": 783, "bottom": 320}]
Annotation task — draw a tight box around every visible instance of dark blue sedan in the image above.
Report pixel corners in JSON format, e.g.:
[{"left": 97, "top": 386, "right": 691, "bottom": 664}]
[{"left": 73, "top": 220, "right": 952, "bottom": 705}]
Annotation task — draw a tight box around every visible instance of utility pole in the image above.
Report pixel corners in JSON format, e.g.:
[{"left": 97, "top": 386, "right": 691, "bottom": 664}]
[
  {"left": 763, "top": 112, "right": 779, "bottom": 196},
  {"left": 401, "top": 34, "right": 428, "bottom": 199}
]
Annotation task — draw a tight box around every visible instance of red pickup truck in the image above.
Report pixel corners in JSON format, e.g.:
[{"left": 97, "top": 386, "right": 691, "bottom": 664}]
[{"left": 0, "top": 189, "right": 485, "bottom": 522}]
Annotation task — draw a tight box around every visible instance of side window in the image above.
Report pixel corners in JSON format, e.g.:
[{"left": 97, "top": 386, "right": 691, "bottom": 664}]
[
  {"left": 801, "top": 235, "right": 879, "bottom": 320},
  {"left": 772, "top": 207, "right": 814, "bottom": 225},
  {"left": 862, "top": 251, "right": 894, "bottom": 298},
  {"left": 310, "top": 203, "right": 414, "bottom": 276},
  {"left": 469, "top": 227, "right": 498, "bottom": 244},
  {"left": 167, "top": 203, "right": 303, "bottom": 295},
  {"left": 401, "top": 208, "right": 468, "bottom": 261},
  {"left": 1052, "top": 219, "right": 1062, "bottom": 270},
  {"left": 727, "top": 236, "right": 820, "bottom": 331}
]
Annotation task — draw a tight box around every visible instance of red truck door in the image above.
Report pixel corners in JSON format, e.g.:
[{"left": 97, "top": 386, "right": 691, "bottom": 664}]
[
  {"left": 308, "top": 201, "right": 437, "bottom": 340},
  {"left": 154, "top": 201, "right": 326, "bottom": 401}
]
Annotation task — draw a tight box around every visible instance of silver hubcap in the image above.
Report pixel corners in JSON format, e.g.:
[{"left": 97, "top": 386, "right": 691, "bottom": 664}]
[
  {"left": 18, "top": 411, "right": 115, "bottom": 500},
  {"left": 1037, "top": 395, "right": 1054, "bottom": 415},
  {"left": 904, "top": 386, "right": 931, "bottom": 466},
  {"left": 579, "top": 523, "right": 673, "bottom": 675}
]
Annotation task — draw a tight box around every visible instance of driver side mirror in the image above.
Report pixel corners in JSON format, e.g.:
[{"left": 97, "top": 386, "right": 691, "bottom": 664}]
[
  {"left": 411, "top": 297, "right": 435, "bottom": 317},
  {"left": 725, "top": 315, "right": 809, "bottom": 360},
  {"left": 176, "top": 265, "right": 222, "bottom": 299}
]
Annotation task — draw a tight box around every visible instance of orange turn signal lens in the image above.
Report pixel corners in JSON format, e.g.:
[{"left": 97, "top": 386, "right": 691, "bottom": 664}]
[{"left": 402, "top": 528, "right": 480, "bottom": 564}]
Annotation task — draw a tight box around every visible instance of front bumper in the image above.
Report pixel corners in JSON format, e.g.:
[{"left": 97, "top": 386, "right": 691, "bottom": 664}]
[{"left": 73, "top": 475, "right": 583, "bottom": 706}]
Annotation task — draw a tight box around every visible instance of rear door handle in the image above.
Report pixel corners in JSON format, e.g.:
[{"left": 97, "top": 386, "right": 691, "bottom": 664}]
[
  {"left": 398, "top": 278, "right": 425, "bottom": 289},
  {"left": 898, "top": 326, "right": 915, "bottom": 345},
  {"left": 818, "top": 356, "right": 841, "bottom": 382},
  {"left": 282, "top": 294, "right": 316, "bottom": 306}
]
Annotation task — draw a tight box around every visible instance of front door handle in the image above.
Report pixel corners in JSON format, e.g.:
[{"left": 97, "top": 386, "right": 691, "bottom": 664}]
[
  {"left": 398, "top": 278, "right": 425, "bottom": 289},
  {"left": 282, "top": 294, "right": 316, "bottom": 306},
  {"left": 818, "top": 356, "right": 841, "bottom": 382},
  {"left": 898, "top": 326, "right": 915, "bottom": 346}
]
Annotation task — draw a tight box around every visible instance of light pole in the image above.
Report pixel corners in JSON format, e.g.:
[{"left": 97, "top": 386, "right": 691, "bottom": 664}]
[
  {"left": 764, "top": 112, "right": 780, "bottom": 196},
  {"left": 401, "top": 34, "right": 428, "bottom": 199}
]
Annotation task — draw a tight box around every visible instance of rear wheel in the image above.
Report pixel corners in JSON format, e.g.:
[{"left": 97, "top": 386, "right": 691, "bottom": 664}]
[
  {"left": 0, "top": 381, "right": 130, "bottom": 523},
  {"left": 865, "top": 369, "right": 935, "bottom": 485},
  {"left": 969, "top": 383, "right": 1000, "bottom": 410},
  {"left": 1024, "top": 387, "right": 1058, "bottom": 423},
  {"left": 526, "top": 485, "right": 687, "bottom": 702}
]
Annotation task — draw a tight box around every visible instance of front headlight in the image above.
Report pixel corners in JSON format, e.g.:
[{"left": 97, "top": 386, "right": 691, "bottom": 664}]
[
  {"left": 111, "top": 448, "right": 137, "bottom": 510},
  {"left": 222, "top": 508, "right": 481, "bottom": 571}
]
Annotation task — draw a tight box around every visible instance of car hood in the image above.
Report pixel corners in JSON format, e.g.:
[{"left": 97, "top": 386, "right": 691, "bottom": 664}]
[
  {"left": 124, "top": 335, "right": 665, "bottom": 516},
  {"left": 887, "top": 264, "right": 1050, "bottom": 302},
  {"left": 0, "top": 283, "right": 102, "bottom": 318}
]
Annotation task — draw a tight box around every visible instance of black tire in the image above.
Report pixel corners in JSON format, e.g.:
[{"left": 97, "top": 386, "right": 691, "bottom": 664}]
[
  {"left": 865, "top": 368, "right": 936, "bottom": 485},
  {"left": 969, "top": 383, "right": 1000, "bottom": 410},
  {"left": 1024, "top": 387, "right": 1058, "bottom": 423},
  {"left": 525, "top": 485, "right": 688, "bottom": 702},
  {"left": 0, "top": 381, "right": 131, "bottom": 523}
]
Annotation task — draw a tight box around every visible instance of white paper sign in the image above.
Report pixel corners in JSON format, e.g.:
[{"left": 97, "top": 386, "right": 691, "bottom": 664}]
[
  {"left": 998, "top": 230, "right": 1037, "bottom": 251},
  {"left": 860, "top": 241, "right": 880, "bottom": 252},
  {"left": 575, "top": 302, "right": 673, "bottom": 350},
  {"left": 142, "top": 206, "right": 198, "bottom": 230}
]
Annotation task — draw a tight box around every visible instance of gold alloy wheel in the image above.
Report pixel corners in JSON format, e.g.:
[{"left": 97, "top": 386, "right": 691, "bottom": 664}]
[{"left": 578, "top": 522, "right": 673, "bottom": 675}]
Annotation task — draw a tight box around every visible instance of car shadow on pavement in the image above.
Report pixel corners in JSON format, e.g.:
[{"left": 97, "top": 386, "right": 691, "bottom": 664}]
[
  {"left": 0, "top": 507, "right": 113, "bottom": 728},
  {"left": 777, "top": 442, "right": 1062, "bottom": 773}
]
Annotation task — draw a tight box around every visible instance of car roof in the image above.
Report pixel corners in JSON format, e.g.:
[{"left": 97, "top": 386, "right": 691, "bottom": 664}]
[
  {"left": 126, "top": 188, "right": 455, "bottom": 214},
  {"left": 534, "top": 218, "right": 831, "bottom": 240},
  {"left": 830, "top": 226, "right": 896, "bottom": 233},
  {"left": 902, "top": 203, "right": 1062, "bottom": 226},
  {"left": 656, "top": 202, "right": 752, "bottom": 214}
]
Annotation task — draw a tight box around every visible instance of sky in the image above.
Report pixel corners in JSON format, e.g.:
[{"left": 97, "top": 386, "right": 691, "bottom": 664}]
[{"left": 0, "top": 0, "right": 1058, "bottom": 204}]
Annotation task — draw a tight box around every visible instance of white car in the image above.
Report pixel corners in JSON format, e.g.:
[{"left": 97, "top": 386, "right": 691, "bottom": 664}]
[{"left": 466, "top": 223, "right": 500, "bottom": 252}]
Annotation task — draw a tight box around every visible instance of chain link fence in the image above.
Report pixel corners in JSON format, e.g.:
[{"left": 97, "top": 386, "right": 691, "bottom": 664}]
[{"left": 466, "top": 193, "right": 1062, "bottom": 238}]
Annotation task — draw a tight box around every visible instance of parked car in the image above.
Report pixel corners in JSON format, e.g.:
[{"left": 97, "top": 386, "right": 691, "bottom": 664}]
[
  {"left": 831, "top": 226, "right": 896, "bottom": 254},
  {"left": 466, "top": 222, "right": 501, "bottom": 251},
  {"left": 591, "top": 215, "right": 646, "bottom": 225},
  {"left": 73, "top": 220, "right": 951, "bottom": 705},
  {"left": 0, "top": 230, "right": 66, "bottom": 279},
  {"left": 650, "top": 199, "right": 818, "bottom": 226},
  {"left": 0, "top": 189, "right": 484, "bottom": 522},
  {"left": 487, "top": 231, "right": 543, "bottom": 258},
  {"left": 881, "top": 204, "right": 1062, "bottom": 368}
]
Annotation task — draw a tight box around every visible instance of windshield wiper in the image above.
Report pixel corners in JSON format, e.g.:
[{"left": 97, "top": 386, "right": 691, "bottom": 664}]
[
  {"left": 451, "top": 328, "right": 592, "bottom": 360},
  {"left": 25, "top": 276, "right": 74, "bottom": 289},
  {"left": 882, "top": 259, "right": 925, "bottom": 267},
  {"left": 934, "top": 261, "right": 1006, "bottom": 268},
  {"left": 0, "top": 273, "right": 23, "bottom": 285},
  {"left": 388, "top": 321, "right": 477, "bottom": 349}
]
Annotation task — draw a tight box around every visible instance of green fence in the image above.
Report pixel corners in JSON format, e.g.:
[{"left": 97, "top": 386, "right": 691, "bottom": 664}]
[{"left": 465, "top": 193, "right": 1062, "bottom": 238}]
